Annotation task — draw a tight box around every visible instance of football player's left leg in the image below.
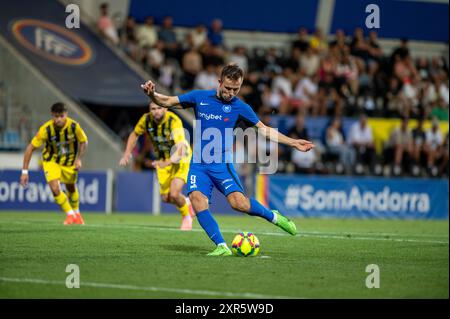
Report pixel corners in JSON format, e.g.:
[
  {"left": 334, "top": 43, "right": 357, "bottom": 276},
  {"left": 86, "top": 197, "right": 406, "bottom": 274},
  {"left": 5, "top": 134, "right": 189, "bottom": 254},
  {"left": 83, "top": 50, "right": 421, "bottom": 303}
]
[
  {"left": 63, "top": 168, "right": 84, "bottom": 225},
  {"left": 169, "top": 178, "right": 192, "bottom": 230},
  {"left": 227, "top": 192, "right": 275, "bottom": 223}
]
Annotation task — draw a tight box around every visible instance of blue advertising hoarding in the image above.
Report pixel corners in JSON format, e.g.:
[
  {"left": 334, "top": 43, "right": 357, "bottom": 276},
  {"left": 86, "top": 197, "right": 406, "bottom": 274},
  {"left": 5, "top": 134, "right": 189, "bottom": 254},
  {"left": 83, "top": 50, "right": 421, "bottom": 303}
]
[
  {"left": 0, "top": 169, "right": 111, "bottom": 212},
  {"left": 115, "top": 170, "right": 236, "bottom": 214},
  {"left": 267, "top": 175, "right": 449, "bottom": 219},
  {"left": 114, "top": 171, "right": 153, "bottom": 213}
]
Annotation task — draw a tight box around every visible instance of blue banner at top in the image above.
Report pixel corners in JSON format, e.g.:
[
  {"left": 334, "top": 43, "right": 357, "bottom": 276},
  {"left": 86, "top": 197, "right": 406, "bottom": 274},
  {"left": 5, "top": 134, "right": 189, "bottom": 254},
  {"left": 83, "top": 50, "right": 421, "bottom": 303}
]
[
  {"left": 267, "top": 175, "right": 449, "bottom": 219},
  {"left": 129, "top": 0, "right": 318, "bottom": 33}
]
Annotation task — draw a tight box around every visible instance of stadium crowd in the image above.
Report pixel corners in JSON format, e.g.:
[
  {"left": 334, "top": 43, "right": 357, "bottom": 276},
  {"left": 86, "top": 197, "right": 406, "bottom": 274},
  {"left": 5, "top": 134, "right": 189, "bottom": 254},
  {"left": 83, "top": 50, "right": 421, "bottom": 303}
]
[{"left": 96, "top": 3, "right": 449, "bottom": 178}]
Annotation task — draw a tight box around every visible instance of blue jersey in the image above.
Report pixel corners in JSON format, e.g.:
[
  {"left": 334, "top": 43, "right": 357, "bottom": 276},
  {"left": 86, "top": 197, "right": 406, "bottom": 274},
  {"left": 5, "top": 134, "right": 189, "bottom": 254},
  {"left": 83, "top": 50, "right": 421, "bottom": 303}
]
[{"left": 178, "top": 90, "right": 260, "bottom": 164}]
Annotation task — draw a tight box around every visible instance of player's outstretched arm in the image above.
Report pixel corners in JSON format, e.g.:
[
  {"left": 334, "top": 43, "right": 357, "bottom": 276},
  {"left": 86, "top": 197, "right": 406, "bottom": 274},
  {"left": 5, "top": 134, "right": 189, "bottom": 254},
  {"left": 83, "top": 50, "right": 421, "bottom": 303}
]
[
  {"left": 255, "top": 121, "right": 315, "bottom": 152},
  {"left": 20, "top": 143, "right": 36, "bottom": 187},
  {"left": 140, "top": 80, "right": 181, "bottom": 109},
  {"left": 119, "top": 131, "right": 139, "bottom": 166}
]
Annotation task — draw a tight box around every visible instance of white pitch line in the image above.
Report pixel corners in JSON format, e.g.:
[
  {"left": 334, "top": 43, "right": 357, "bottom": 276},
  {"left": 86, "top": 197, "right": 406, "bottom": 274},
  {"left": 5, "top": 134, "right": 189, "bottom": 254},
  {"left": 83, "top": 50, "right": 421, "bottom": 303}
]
[
  {"left": 0, "top": 277, "right": 300, "bottom": 299},
  {"left": 0, "top": 219, "right": 448, "bottom": 244}
]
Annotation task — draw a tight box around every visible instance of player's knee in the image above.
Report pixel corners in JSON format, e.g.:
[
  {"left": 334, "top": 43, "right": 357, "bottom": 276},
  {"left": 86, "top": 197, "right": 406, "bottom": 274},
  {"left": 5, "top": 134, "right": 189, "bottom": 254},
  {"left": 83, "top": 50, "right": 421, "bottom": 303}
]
[
  {"left": 229, "top": 197, "right": 250, "bottom": 212},
  {"left": 168, "top": 191, "right": 180, "bottom": 203},
  {"left": 189, "top": 193, "right": 208, "bottom": 212},
  {"left": 161, "top": 194, "right": 169, "bottom": 203},
  {"left": 49, "top": 185, "right": 60, "bottom": 196}
]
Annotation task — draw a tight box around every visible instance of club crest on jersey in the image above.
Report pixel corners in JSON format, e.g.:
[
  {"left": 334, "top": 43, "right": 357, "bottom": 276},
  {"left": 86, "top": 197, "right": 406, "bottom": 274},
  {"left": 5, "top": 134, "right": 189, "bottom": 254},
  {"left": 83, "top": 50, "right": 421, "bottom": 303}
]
[{"left": 222, "top": 105, "right": 232, "bottom": 113}]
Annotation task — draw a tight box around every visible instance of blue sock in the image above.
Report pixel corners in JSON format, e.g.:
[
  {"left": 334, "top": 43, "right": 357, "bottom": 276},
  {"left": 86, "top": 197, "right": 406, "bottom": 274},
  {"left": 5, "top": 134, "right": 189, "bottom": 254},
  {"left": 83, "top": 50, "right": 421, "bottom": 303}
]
[
  {"left": 196, "top": 209, "right": 226, "bottom": 245},
  {"left": 248, "top": 198, "right": 275, "bottom": 223}
]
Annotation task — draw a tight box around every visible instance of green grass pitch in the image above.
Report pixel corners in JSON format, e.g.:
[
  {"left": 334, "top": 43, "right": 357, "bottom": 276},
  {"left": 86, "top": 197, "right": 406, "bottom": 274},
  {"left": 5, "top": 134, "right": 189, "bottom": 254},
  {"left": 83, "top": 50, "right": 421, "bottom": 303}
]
[{"left": 0, "top": 212, "right": 448, "bottom": 298}]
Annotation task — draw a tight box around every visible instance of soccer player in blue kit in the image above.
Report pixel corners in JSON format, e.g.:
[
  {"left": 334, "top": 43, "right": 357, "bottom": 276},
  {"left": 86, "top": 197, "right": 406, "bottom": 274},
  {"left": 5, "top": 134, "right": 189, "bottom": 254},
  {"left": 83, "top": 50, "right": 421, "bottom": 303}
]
[{"left": 141, "top": 64, "right": 315, "bottom": 256}]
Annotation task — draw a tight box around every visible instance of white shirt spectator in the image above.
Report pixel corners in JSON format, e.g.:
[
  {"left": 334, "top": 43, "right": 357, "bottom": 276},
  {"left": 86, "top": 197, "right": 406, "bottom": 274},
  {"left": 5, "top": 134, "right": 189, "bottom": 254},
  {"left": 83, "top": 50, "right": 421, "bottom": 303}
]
[
  {"left": 439, "top": 83, "right": 449, "bottom": 105},
  {"left": 292, "top": 148, "right": 316, "bottom": 168},
  {"left": 426, "top": 128, "right": 443, "bottom": 150},
  {"left": 97, "top": 15, "right": 119, "bottom": 45},
  {"left": 347, "top": 122, "right": 373, "bottom": 145},
  {"left": 272, "top": 75, "right": 293, "bottom": 97},
  {"left": 227, "top": 53, "right": 248, "bottom": 73},
  {"left": 293, "top": 77, "right": 318, "bottom": 102},
  {"left": 190, "top": 28, "right": 208, "bottom": 49},
  {"left": 195, "top": 70, "right": 218, "bottom": 90},
  {"left": 147, "top": 47, "right": 164, "bottom": 68},
  {"left": 300, "top": 53, "right": 320, "bottom": 77},
  {"left": 137, "top": 24, "right": 158, "bottom": 48}
]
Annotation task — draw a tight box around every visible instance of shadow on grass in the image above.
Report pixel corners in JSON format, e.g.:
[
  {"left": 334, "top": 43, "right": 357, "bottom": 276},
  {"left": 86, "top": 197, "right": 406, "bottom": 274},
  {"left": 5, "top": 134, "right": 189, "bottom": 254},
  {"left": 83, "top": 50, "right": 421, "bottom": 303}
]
[{"left": 161, "top": 244, "right": 206, "bottom": 254}]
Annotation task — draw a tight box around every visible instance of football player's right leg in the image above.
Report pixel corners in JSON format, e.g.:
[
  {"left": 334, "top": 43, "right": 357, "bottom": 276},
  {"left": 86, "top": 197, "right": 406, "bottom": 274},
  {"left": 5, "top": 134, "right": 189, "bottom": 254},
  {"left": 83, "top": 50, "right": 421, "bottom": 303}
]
[
  {"left": 48, "top": 179, "right": 75, "bottom": 225},
  {"left": 188, "top": 166, "right": 227, "bottom": 250}
]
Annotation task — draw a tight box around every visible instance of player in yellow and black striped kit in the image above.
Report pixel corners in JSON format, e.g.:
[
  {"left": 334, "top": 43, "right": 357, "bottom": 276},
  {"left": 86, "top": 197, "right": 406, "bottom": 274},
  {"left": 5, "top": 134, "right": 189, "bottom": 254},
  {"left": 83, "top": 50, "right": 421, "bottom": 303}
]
[
  {"left": 119, "top": 102, "right": 194, "bottom": 230},
  {"left": 20, "top": 103, "right": 88, "bottom": 225}
]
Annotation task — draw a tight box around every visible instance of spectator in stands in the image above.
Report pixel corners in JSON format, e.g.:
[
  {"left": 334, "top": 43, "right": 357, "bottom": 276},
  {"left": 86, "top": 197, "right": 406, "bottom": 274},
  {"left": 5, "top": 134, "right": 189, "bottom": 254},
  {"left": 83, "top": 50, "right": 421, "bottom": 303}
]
[
  {"left": 136, "top": 16, "right": 158, "bottom": 49},
  {"left": 227, "top": 46, "right": 249, "bottom": 72},
  {"left": 194, "top": 64, "right": 218, "bottom": 90},
  {"left": 329, "top": 29, "right": 350, "bottom": 55},
  {"left": 97, "top": 3, "right": 119, "bottom": 46},
  {"left": 416, "top": 57, "right": 430, "bottom": 81},
  {"left": 145, "top": 40, "right": 165, "bottom": 78},
  {"left": 384, "top": 77, "right": 403, "bottom": 117},
  {"left": 158, "top": 16, "right": 179, "bottom": 59},
  {"left": 293, "top": 68, "right": 318, "bottom": 115},
  {"left": 385, "top": 116, "right": 413, "bottom": 175},
  {"left": 325, "top": 117, "right": 356, "bottom": 174},
  {"left": 291, "top": 146, "right": 318, "bottom": 174},
  {"left": 347, "top": 113, "right": 376, "bottom": 173},
  {"left": 335, "top": 50, "right": 360, "bottom": 99},
  {"left": 292, "top": 27, "right": 309, "bottom": 53},
  {"left": 239, "top": 71, "right": 264, "bottom": 113},
  {"left": 272, "top": 67, "right": 294, "bottom": 112},
  {"left": 263, "top": 47, "right": 283, "bottom": 74},
  {"left": 208, "top": 19, "right": 225, "bottom": 48},
  {"left": 350, "top": 27, "right": 371, "bottom": 64},
  {"left": 200, "top": 40, "right": 225, "bottom": 67},
  {"left": 430, "top": 97, "right": 449, "bottom": 121},
  {"left": 190, "top": 24, "right": 208, "bottom": 49},
  {"left": 288, "top": 113, "right": 309, "bottom": 140},
  {"left": 367, "top": 30, "right": 383, "bottom": 62},
  {"left": 391, "top": 38, "right": 410, "bottom": 62},
  {"left": 300, "top": 45, "right": 320, "bottom": 77},
  {"left": 181, "top": 45, "right": 203, "bottom": 90},
  {"left": 261, "top": 84, "right": 290, "bottom": 115},
  {"left": 424, "top": 117, "right": 443, "bottom": 174},
  {"left": 309, "top": 28, "right": 328, "bottom": 54},
  {"left": 316, "top": 53, "right": 337, "bottom": 116},
  {"left": 120, "top": 16, "right": 139, "bottom": 60},
  {"left": 411, "top": 117, "right": 427, "bottom": 174},
  {"left": 438, "top": 132, "right": 449, "bottom": 176},
  {"left": 286, "top": 114, "right": 318, "bottom": 174}
]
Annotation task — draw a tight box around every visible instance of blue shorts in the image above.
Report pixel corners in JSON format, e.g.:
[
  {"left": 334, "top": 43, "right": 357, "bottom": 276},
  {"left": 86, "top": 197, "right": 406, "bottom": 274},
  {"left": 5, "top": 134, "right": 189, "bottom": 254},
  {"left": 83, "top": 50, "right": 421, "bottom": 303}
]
[{"left": 187, "top": 163, "right": 244, "bottom": 200}]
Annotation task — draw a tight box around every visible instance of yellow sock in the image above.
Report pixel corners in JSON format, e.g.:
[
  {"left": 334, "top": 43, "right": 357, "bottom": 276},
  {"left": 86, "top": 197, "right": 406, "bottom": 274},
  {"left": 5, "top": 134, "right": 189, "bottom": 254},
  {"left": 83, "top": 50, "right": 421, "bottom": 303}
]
[
  {"left": 68, "top": 188, "right": 80, "bottom": 212},
  {"left": 54, "top": 192, "right": 73, "bottom": 214},
  {"left": 178, "top": 201, "right": 190, "bottom": 218}
]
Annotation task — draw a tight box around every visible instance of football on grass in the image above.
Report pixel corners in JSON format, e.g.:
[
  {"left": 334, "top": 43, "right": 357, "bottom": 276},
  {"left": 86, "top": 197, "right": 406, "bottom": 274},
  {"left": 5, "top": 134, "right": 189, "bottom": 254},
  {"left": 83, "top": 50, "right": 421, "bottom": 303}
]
[{"left": 231, "top": 232, "right": 260, "bottom": 257}]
